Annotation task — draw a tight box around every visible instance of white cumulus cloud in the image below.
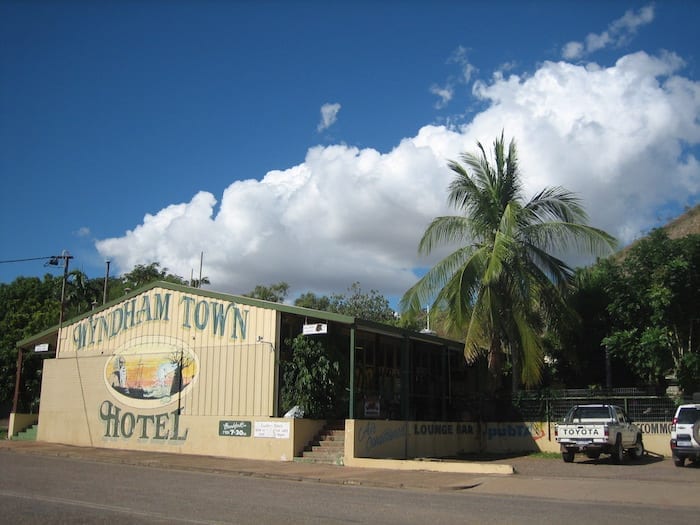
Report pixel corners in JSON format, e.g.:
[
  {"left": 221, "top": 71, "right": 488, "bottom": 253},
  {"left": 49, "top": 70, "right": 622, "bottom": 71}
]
[{"left": 97, "top": 50, "right": 700, "bottom": 305}]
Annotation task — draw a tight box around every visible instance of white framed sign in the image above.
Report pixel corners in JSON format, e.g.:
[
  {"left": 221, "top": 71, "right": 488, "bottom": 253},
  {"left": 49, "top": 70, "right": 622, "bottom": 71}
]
[
  {"left": 303, "top": 323, "right": 327, "bottom": 335},
  {"left": 254, "top": 421, "right": 290, "bottom": 439}
]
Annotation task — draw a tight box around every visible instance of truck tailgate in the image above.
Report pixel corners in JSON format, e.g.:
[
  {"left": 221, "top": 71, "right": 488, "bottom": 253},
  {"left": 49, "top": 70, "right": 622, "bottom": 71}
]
[{"left": 556, "top": 424, "right": 606, "bottom": 440}]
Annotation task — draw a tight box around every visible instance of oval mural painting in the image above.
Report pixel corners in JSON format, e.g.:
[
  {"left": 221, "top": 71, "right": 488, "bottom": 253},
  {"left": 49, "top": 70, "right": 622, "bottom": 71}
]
[{"left": 104, "top": 336, "right": 198, "bottom": 409}]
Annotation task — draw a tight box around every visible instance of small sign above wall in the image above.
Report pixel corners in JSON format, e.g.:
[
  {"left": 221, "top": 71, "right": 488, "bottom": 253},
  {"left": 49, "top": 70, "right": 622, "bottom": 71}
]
[
  {"left": 302, "top": 323, "right": 327, "bottom": 335},
  {"left": 254, "top": 421, "right": 290, "bottom": 439},
  {"left": 219, "top": 420, "right": 252, "bottom": 437}
]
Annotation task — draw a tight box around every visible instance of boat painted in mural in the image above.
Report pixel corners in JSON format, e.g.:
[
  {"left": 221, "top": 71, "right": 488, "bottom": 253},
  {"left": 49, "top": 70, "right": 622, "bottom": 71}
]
[{"left": 104, "top": 336, "right": 198, "bottom": 409}]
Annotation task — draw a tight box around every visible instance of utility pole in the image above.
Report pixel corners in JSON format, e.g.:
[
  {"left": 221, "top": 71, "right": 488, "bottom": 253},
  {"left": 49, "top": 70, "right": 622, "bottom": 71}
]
[
  {"left": 198, "top": 251, "right": 203, "bottom": 288},
  {"left": 103, "top": 259, "right": 110, "bottom": 304},
  {"left": 52, "top": 251, "right": 73, "bottom": 356}
]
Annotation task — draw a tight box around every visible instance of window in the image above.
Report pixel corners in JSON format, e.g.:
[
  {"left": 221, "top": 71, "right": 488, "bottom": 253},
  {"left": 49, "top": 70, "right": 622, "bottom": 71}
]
[
  {"left": 566, "top": 406, "right": 610, "bottom": 421},
  {"left": 678, "top": 408, "right": 700, "bottom": 424}
]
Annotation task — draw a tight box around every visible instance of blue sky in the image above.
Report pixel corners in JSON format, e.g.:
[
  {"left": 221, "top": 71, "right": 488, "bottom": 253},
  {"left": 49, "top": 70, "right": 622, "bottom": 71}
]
[{"left": 1, "top": 1, "right": 699, "bottom": 305}]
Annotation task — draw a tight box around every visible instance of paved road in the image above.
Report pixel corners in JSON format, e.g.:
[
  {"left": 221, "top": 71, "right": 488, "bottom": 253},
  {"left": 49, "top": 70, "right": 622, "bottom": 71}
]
[
  {"left": 1, "top": 441, "right": 698, "bottom": 524},
  {"left": 1, "top": 450, "right": 698, "bottom": 524}
]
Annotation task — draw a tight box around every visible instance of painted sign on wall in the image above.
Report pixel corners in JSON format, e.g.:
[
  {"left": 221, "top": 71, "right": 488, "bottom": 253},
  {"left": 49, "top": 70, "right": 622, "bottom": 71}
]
[
  {"left": 99, "top": 400, "right": 189, "bottom": 441},
  {"left": 72, "top": 291, "right": 250, "bottom": 351},
  {"left": 103, "top": 336, "right": 199, "bottom": 410}
]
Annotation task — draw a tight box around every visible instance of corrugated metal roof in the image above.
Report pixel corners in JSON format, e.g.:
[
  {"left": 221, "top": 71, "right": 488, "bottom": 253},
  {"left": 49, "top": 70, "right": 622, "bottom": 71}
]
[{"left": 18, "top": 280, "right": 463, "bottom": 351}]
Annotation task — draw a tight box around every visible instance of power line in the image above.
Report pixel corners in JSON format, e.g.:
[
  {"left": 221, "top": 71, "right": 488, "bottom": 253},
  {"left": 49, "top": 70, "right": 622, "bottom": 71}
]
[{"left": 0, "top": 256, "right": 54, "bottom": 264}]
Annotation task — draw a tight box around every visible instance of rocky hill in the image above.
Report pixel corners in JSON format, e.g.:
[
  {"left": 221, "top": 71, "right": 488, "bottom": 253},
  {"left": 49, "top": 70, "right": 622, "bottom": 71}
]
[
  {"left": 662, "top": 204, "right": 700, "bottom": 239},
  {"left": 616, "top": 203, "right": 699, "bottom": 260}
]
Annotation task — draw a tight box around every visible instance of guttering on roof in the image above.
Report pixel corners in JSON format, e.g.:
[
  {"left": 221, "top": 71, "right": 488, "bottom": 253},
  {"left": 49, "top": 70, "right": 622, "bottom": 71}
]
[{"left": 17, "top": 281, "right": 462, "bottom": 350}]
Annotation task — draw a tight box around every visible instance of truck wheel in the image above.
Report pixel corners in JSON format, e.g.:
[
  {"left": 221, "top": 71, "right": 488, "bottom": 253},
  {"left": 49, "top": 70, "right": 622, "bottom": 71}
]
[
  {"left": 673, "top": 455, "right": 685, "bottom": 467},
  {"left": 611, "top": 435, "right": 624, "bottom": 464},
  {"left": 628, "top": 434, "right": 644, "bottom": 460},
  {"left": 585, "top": 451, "right": 601, "bottom": 460},
  {"left": 562, "top": 449, "right": 575, "bottom": 463}
]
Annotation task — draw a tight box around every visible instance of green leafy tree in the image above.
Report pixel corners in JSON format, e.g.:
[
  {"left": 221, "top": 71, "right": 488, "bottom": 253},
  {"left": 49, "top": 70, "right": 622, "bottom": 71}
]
[
  {"left": 401, "top": 134, "right": 615, "bottom": 390},
  {"left": 550, "top": 261, "right": 623, "bottom": 388},
  {"left": 281, "top": 334, "right": 340, "bottom": 418},
  {"left": 677, "top": 352, "right": 700, "bottom": 395},
  {"left": 64, "top": 270, "right": 104, "bottom": 317},
  {"left": 0, "top": 275, "right": 61, "bottom": 412},
  {"left": 294, "top": 284, "right": 397, "bottom": 324},
  {"left": 244, "top": 282, "right": 290, "bottom": 303},
  {"left": 329, "top": 282, "right": 396, "bottom": 323},
  {"left": 120, "top": 263, "right": 187, "bottom": 291},
  {"left": 602, "top": 230, "right": 700, "bottom": 389},
  {"left": 294, "top": 291, "right": 332, "bottom": 311}
]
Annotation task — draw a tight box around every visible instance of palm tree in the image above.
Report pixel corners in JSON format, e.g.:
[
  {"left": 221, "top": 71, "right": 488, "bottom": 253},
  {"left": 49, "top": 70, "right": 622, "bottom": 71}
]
[
  {"left": 400, "top": 133, "right": 616, "bottom": 390},
  {"left": 64, "top": 270, "right": 101, "bottom": 316}
]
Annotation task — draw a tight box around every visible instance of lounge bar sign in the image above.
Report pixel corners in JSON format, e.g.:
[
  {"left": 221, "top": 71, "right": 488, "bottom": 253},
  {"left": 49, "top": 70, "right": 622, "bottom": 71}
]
[{"left": 219, "top": 420, "right": 251, "bottom": 437}]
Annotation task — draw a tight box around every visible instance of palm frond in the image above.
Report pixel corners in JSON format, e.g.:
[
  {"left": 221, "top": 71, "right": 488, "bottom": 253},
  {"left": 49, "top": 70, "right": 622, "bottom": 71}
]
[
  {"left": 463, "top": 286, "right": 492, "bottom": 362},
  {"left": 399, "top": 246, "right": 474, "bottom": 313},
  {"left": 519, "top": 240, "right": 574, "bottom": 287},
  {"left": 513, "top": 311, "right": 544, "bottom": 386},
  {"left": 433, "top": 247, "right": 489, "bottom": 325},
  {"left": 418, "top": 215, "right": 472, "bottom": 255},
  {"left": 481, "top": 202, "right": 519, "bottom": 286},
  {"left": 521, "top": 221, "right": 617, "bottom": 257}
]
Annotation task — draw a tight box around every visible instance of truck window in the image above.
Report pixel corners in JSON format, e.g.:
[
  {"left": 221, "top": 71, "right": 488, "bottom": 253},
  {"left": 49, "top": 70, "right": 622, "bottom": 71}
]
[
  {"left": 677, "top": 408, "right": 700, "bottom": 424},
  {"left": 566, "top": 406, "right": 610, "bottom": 421}
]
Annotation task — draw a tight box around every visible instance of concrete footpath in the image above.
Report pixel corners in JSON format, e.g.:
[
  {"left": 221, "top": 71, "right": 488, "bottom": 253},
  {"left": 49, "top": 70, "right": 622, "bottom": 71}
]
[
  {"left": 0, "top": 440, "right": 508, "bottom": 491},
  {"left": 2, "top": 440, "right": 699, "bottom": 508}
]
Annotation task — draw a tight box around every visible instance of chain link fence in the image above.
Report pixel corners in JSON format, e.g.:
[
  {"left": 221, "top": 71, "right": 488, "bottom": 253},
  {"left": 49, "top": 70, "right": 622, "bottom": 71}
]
[{"left": 452, "top": 388, "right": 680, "bottom": 423}]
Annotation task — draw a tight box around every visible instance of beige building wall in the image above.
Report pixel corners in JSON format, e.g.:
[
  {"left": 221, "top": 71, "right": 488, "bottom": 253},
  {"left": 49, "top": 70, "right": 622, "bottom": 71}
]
[
  {"left": 55, "top": 286, "right": 278, "bottom": 416},
  {"left": 37, "top": 355, "right": 322, "bottom": 460},
  {"left": 37, "top": 286, "right": 301, "bottom": 460},
  {"left": 349, "top": 419, "right": 480, "bottom": 459},
  {"left": 346, "top": 419, "right": 673, "bottom": 460},
  {"left": 483, "top": 421, "right": 671, "bottom": 456}
]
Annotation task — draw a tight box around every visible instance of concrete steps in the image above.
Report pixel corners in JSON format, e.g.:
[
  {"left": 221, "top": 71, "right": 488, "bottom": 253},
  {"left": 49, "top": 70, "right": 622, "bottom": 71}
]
[
  {"left": 296, "top": 422, "right": 345, "bottom": 465},
  {"left": 12, "top": 425, "right": 37, "bottom": 441}
]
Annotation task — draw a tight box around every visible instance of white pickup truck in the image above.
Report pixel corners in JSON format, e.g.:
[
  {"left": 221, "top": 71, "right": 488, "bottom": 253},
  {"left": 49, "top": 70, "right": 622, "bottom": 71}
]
[{"left": 555, "top": 404, "right": 644, "bottom": 463}]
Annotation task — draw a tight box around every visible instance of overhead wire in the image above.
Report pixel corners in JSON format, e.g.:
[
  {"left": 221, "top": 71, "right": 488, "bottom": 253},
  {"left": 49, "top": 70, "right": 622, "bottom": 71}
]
[{"left": 0, "top": 256, "right": 55, "bottom": 264}]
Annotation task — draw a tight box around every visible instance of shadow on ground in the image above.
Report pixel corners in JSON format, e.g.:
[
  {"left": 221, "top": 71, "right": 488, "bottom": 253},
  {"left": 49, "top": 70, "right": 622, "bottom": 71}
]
[{"left": 453, "top": 452, "right": 557, "bottom": 462}]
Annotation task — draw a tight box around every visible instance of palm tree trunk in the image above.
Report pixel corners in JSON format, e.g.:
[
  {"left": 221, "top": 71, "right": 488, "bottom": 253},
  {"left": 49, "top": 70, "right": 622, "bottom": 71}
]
[
  {"left": 511, "top": 345, "right": 521, "bottom": 393},
  {"left": 488, "top": 339, "right": 503, "bottom": 391}
]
